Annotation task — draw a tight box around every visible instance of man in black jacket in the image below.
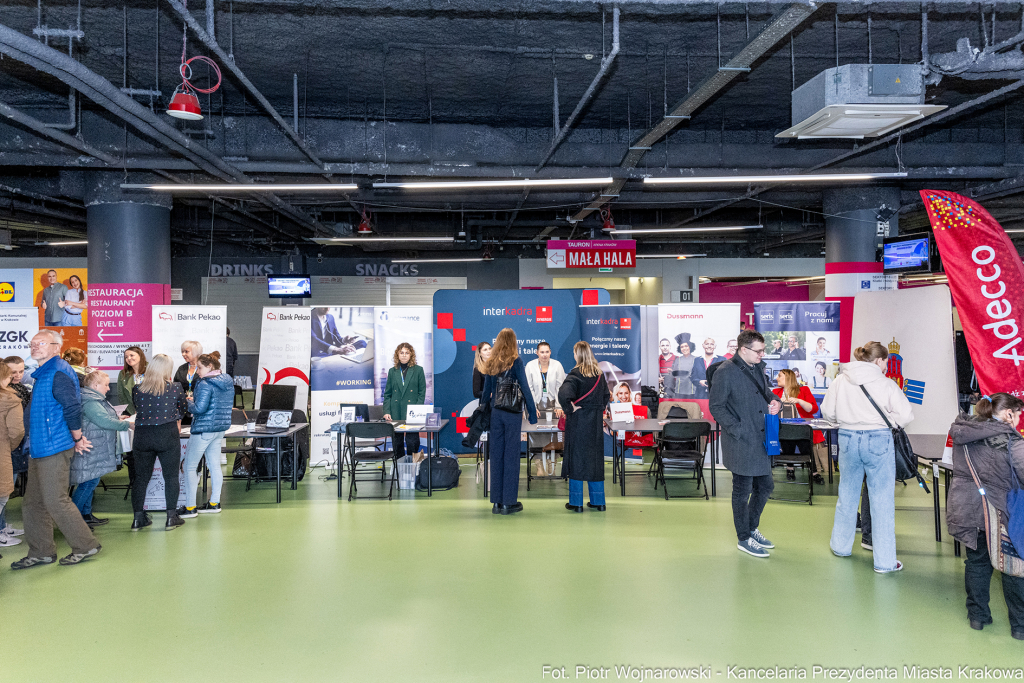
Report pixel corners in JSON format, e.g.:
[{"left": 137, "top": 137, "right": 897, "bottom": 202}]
[{"left": 709, "top": 329, "right": 781, "bottom": 558}]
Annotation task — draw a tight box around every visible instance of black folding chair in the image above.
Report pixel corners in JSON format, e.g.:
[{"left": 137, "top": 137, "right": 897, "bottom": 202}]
[
  {"left": 654, "top": 421, "right": 711, "bottom": 500},
  {"left": 648, "top": 404, "right": 690, "bottom": 478},
  {"left": 771, "top": 423, "right": 815, "bottom": 505},
  {"left": 343, "top": 422, "right": 398, "bottom": 501}
]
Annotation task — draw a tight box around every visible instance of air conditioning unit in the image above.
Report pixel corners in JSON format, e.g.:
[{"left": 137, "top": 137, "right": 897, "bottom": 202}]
[{"left": 777, "top": 64, "right": 946, "bottom": 139}]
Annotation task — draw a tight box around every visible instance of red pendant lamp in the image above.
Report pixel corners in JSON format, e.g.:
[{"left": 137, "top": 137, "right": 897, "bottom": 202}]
[{"left": 166, "top": 3, "right": 221, "bottom": 121}]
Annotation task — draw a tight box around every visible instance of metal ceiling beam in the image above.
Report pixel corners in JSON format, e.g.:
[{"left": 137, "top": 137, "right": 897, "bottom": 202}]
[
  {"left": 0, "top": 100, "right": 119, "bottom": 165},
  {"left": 569, "top": 2, "right": 818, "bottom": 223},
  {"left": 227, "top": 0, "right": 1014, "bottom": 11}
]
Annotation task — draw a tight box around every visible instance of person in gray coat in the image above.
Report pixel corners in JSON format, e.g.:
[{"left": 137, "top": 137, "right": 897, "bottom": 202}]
[
  {"left": 709, "top": 329, "right": 781, "bottom": 558},
  {"left": 948, "top": 393, "right": 1024, "bottom": 640},
  {"left": 72, "top": 371, "right": 130, "bottom": 527}
]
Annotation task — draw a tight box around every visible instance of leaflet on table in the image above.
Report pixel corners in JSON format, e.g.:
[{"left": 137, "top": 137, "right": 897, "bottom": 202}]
[
  {"left": 405, "top": 404, "right": 433, "bottom": 425},
  {"left": 610, "top": 402, "right": 635, "bottom": 424}
]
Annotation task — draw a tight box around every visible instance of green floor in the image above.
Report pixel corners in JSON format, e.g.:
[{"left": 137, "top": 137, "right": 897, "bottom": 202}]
[{"left": 1, "top": 460, "right": 1020, "bottom": 682}]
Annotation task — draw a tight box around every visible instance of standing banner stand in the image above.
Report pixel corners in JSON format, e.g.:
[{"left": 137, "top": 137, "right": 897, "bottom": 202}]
[
  {"left": 373, "top": 306, "right": 434, "bottom": 406},
  {"left": 0, "top": 307, "right": 39, "bottom": 376},
  {"left": 754, "top": 301, "right": 841, "bottom": 402},
  {"left": 255, "top": 308, "right": 311, "bottom": 411},
  {"left": 151, "top": 305, "right": 228, "bottom": 361}
]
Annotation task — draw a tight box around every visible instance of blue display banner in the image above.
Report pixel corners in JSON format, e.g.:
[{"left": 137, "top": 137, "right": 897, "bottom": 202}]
[
  {"left": 754, "top": 301, "right": 841, "bottom": 399},
  {"left": 434, "top": 288, "right": 609, "bottom": 454},
  {"left": 754, "top": 302, "right": 840, "bottom": 332}
]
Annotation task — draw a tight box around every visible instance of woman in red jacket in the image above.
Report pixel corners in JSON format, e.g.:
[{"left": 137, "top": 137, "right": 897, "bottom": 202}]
[{"left": 772, "top": 369, "right": 826, "bottom": 485}]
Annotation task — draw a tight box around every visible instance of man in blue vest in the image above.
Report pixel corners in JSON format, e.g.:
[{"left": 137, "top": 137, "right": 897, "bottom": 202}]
[{"left": 10, "top": 330, "right": 100, "bottom": 569}]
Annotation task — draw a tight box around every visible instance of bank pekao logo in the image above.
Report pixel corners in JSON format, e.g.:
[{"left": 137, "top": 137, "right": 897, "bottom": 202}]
[
  {"left": 266, "top": 312, "right": 277, "bottom": 320},
  {"left": 886, "top": 338, "right": 925, "bottom": 406},
  {"left": 0, "top": 282, "right": 14, "bottom": 302},
  {"left": 158, "top": 312, "right": 173, "bottom": 321}
]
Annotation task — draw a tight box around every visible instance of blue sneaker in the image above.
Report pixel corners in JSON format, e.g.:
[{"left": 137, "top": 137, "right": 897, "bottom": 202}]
[
  {"left": 750, "top": 528, "right": 775, "bottom": 549},
  {"left": 737, "top": 538, "right": 770, "bottom": 558}
]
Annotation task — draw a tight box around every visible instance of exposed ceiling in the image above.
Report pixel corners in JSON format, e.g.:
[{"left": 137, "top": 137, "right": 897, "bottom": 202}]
[{"left": 3, "top": 0, "right": 1024, "bottom": 259}]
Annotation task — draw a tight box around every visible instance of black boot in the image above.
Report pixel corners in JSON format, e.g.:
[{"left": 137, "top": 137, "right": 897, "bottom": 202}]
[
  {"left": 165, "top": 512, "right": 185, "bottom": 530},
  {"left": 83, "top": 513, "right": 109, "bottom": 527},
  {"left": 130, "top": 512, "right": 152, "bottom": 531}
]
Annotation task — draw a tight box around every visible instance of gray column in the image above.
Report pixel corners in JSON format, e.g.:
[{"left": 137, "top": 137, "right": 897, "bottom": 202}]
[{"left": 85, "top": 173, "right": 172, "bottom": 284}]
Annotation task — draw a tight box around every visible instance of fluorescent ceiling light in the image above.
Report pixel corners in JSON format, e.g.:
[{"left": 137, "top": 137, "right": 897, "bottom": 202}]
[
  {"left": 636, "top": 254, "right": 707, "bottom": 259},
  {"left": 37, "top": 240, "right": 88, "bottom": 245},
  {"left": 643, "top": 173, "right": 906, "bottom": 185},
  {"left": 313, "top": 236, "right": 455, "bottom": 243},
  {"left": 391, "top": 257, "right": 487, "bottom": 263},
  {"left": 610, "top": 225, "right": 762, "bottom": 234},
  {"left": 120, "top": 183, "right": 359, "bottom": 192},
  {"left": 373, "top": 177, "right": 613, "bottom": 190},
  {"left": 1005, "top": 229, "right": 1024, "bottom": 233}
]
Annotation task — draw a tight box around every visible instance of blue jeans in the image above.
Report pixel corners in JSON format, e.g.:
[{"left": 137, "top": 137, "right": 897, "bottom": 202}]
[
  {"left": 184, "top": 431, "right": 225, "bottom": 508},
  {"left": 830, "top": 428, "right": 898, "bottom": 571},
  {"left": 569, "top": 479, "right": 605, "bottom": 507},
  {"left": 71, "top": 478, "right": 100, "bottom": 515}
]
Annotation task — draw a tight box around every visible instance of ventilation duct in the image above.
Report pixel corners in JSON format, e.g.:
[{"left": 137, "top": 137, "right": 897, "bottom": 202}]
[{"left": 777, "top": 64, "right": 946, "bottom": 140}]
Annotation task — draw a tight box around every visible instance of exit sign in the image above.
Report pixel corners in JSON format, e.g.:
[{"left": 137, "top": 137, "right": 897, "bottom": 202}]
[{"left": 599, "top": 267, "right": 613, "bottom": 273}]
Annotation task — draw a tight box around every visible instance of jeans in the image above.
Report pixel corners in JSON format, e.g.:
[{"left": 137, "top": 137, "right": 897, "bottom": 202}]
[
  {"left": 731, "top": 473, "right": 774, "bottom": 543},
  {"left": 488, "top": 407, "right": 523, "bottom": 506},
  {"left": 569, "top": 479, "right": 605, "bottom": 507},
  {"left": 393, "top": 432, "right": 420, "bottom": 460},
  {"left": 184, "top": 430, "right": 225, "bottom": 508},
  {"left": 131, "top": 422, "right": 181, "bottom": 513},
  {"left": 965, "top": 529, "right": 1024, "bottom": 632},
  {"left": 70, "top": 478, "right": 100, "bottom": 515},
  {"left": 830, "top": 428, "right": 898, "bottom": 571}
]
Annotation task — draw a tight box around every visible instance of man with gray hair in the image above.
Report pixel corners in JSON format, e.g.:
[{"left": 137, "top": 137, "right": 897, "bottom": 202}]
[
  {"left": 39, "top": 270, "right": 67, "bottom": 327},
  {"left": 11, "top": 330, "right": 100, "bottom": 569}
]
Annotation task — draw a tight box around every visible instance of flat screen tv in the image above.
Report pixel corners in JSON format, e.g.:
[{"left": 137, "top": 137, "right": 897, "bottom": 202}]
[
  {"left": 268, "top": 275, "right": 311, "bottom": 298},
  {"left": 883, "top": 237, "right": 930, "bottom": 272}
]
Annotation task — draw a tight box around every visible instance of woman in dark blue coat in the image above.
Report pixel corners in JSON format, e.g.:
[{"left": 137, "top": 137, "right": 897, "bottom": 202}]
[{"left": 480, "top": 328, "right": 537, "bottom": 515}]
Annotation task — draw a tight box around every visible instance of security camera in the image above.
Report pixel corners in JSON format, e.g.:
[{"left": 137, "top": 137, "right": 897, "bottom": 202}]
[{"left": 317, "top": 252, "right": 323, "bottom": 263}]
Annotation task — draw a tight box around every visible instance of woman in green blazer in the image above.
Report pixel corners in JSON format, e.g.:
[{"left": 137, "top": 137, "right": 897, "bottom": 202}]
[
  {"left": 382, "top": 343, "right": 426, "bottom": 459},
  {"left": 116, "top": 346, "right": 147, "bottom": 416}
]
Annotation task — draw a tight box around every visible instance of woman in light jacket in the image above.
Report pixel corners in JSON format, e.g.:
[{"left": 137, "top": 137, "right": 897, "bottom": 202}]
[
  {"left": 74, "top": 370, "right": 130, "bottom": 527},
  {"left": 382, "top": 343, "right": 427, "bottom": 460},
  {"left": 948, "top": 393, "right": 1024, "bottom": 640},
  {"left": 0, "top": 363, "right": 25, "bottom": 551},
  {"left": 822, "top": 341, "right": 914, "bottom": 573},
  {"left": 558, "top": 341, "right": 610, "bottom": 513},
  {"left": 181, "top": 351, "right": 234, "bottom": 517}
]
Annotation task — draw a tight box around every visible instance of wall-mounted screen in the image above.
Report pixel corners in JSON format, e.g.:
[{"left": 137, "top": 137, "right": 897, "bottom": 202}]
[
  {"left": 883, "top": 237, "right": 930, "bottom": 272},
  {"left": 268, "top": 276, "right": 311, "bottom": 298}
]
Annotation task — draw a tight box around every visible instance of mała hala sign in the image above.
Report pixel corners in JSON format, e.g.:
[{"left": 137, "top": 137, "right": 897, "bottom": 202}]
[{"left": 546, "top": 240, "right": 636, "bottom": 269}]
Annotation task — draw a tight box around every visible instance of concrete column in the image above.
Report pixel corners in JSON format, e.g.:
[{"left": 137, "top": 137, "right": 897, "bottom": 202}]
[{"left": 823, "top": 186, "right": 900, "bottom": 361}]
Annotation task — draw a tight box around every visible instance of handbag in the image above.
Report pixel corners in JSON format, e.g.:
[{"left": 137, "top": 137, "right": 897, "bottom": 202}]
[
  {"left": 493, "top": 367, "right": 524, "bottom": 414},
  {"left": 735, "top": 363, "right": 781, "bottom": 456},
  {"left": 558, "top": 376, "right": 601, "bottom": 431},
  {"left": 963, "top": 444, "right": 1024, "bottom": 577},
  {"left": 858, "top": 385, "right": 930, "bottom": 493}
]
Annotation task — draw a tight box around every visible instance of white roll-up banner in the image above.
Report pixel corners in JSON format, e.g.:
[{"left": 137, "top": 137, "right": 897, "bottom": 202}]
[
  {"left": 151, "top": 305, "right": 227, "bottom": 364},
  {"left": 255, "top": 307, "right": 311, "bottom": 412}
]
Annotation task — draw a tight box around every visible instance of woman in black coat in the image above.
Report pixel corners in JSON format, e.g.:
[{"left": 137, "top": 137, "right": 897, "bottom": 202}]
[{"left": 558, "top": 341, "right": 610, "bottom": 512}]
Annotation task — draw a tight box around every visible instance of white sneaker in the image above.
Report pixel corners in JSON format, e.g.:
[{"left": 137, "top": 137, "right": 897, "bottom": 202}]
[
  {"left": 3, "top": 524, "right": 24, "bottom": 537},
  {"left": 220, "top": 454, "right": 227, "bottom": 465},
  {"left": 0, "top": 531, "right": 23, "bottom": 547}
]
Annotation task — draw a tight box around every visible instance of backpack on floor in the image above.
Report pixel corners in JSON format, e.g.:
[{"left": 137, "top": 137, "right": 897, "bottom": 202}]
[{"left": 415, "top": 455, "right": 461, "bottom": 491}]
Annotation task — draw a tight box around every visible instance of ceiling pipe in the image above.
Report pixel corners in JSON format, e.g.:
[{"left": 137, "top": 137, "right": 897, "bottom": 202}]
[
  {"left": 0, "top": 183, "right": 84, "bottom": 210},
  {"left": 535, "top": 4, "right": 619, "bottom": 171},
  {"left": 0, "top": 99, "right": 118, "bottom": 164},
  {"left": 163, "top": 0, "right": 329, "bottom": 173},
  {"left": 0, "top": 23, "right": 321, "bottom": 234}
]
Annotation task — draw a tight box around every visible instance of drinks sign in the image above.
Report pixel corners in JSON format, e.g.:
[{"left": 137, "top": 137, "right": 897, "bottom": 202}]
[{"left": 546, "top": 240, "right": 636, "bottom": 269}]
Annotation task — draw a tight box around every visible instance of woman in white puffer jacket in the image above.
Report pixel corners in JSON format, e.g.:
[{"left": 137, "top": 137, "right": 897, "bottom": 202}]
[{"left": 822, "top": 341, "right": 914, "bottom": 574}]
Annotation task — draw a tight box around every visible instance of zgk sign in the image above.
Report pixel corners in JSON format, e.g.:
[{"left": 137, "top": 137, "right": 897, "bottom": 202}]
[{"left": 546, "top": 240, "right": 636, "bottom": 269}]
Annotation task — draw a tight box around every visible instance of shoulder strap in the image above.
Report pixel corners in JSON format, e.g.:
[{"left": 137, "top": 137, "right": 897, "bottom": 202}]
[
  {"left": 858, "top": 385, "right": 894, "bottom": 430},
  {"left": 574, "top": 376, "right": 602, "bottom": 406},
  {"left": 735, "top": 362, "right": 773, "bottom": 404}
]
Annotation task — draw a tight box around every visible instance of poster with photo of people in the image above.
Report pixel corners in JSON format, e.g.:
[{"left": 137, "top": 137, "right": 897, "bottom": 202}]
[
  {"left": 32, "top": 267, "right": 88, "bottom": 356},
  {"left": 754, "top": 302, "right": 840, "bottom": 398}
]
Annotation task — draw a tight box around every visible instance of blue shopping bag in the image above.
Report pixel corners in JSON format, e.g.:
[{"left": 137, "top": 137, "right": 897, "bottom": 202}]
[
  {"left": 1005, "top": 457, "right": 1024, "bottom": 557},
  {"left": 764, "top": 413, "right": 781, "bottom": 456}
]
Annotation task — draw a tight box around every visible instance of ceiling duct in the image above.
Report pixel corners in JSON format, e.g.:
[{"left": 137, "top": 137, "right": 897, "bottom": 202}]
[{"left": 777, "top": 64, "right": 946, "bottom": 140}]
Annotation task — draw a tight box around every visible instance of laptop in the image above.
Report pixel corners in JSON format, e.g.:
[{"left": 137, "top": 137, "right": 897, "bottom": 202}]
[{"left": 251, "top": 409, "right": 293, "bottom": 434}]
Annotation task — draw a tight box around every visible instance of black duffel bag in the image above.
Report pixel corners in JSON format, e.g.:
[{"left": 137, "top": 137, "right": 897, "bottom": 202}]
[{"left": 415, "top": 456, "right": 461, "bottom": 491}]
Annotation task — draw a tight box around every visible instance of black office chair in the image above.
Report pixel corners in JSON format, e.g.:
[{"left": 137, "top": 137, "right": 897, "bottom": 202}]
[
  {"left": 771, "top": 423, "right": 815, "bottom": 505},
  {"left": 343, "top": 422, "right": 398, "bottom": 501},
  {"left": 648, "top": 404, "right": 690, "bottom": 477},
  {"left": 654, "top": 420, "right": 711, "bottom": 500},
  {"left": 233, "top": 384, "right": 245, "bottom": 409}
]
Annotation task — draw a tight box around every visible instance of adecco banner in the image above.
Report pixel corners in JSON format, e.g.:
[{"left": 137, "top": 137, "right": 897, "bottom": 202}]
[
  {"left": 922, "top": 190, "right": 1024, "bottom": 401},
  {"left": 433, "top": 288, "right": 609, "bottom": 454},
  {"left": 754, "top": 301, "right": 840, "bottom": 397},
  {"left": 151, "top": 305, "right": 227, "bottom": 364},
  {"left": 0, "top": 308, "right": 38, "bottom": 374},
  {"left": 373, "top": 306, "right": 433, "bottom": 405},
  {"left": 255, "top": 307, "right": 311, "bottom": 412},
  {"left": 87, "top": 283, "right": 169, "bottom": 371}
]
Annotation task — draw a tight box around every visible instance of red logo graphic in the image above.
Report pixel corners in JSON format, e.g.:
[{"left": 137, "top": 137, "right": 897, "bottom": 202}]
[
  {"left": 620, "top": 318, "right": 631, "bottom": 330},
  {"left": 536, "top": 306, "right": 553, "bottom": 323},
  {"left": 158, "top": 312, "right": 173, "bottom": 321},
  {"left": 266, "top": 312, "right": 277, "bottom": 320}
]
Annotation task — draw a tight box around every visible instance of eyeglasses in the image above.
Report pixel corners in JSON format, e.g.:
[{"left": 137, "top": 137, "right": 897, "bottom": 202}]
[
  {"left": 28, "top": 342, "right": 59, "bottom": 349},
  {"left": 744, "top": 346, "right": 766, "bottom": 356}
]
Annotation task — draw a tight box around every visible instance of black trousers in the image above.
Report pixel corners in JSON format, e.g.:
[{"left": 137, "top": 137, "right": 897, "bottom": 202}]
[
  {"left": 131, "top": 422, "right": 181, "bottom": 513},
  {"left": 860, "top": 482, "right": 872, "bottom": 541},
  {"left": 393, "top": 432, "right": 420, "bottom": 459},
  {"left": 731, "top": 473, "right": 774, "bottom": 543},
  {"left": 966, "top": 529, "right": 1024, "bottom": 633}
]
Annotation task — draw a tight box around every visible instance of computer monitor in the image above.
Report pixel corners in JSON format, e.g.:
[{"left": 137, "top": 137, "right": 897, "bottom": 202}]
[{"left": 259, "top": 384, "right": 297, "bottom": 411}]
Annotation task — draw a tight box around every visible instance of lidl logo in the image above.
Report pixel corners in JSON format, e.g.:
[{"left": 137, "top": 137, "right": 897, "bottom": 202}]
[
  {"left": 0, "top": 282, "right": 13, "bottom": 302},
  {"left": 536, "top": 306, "right": 553, "bottom": 323},
  {"left": 620, "top": 318, "right": 631, "bottom": 330}
]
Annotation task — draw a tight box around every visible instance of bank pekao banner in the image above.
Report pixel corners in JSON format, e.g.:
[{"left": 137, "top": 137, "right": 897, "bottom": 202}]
[
  {"left": 754, "top": 301, "right": 840, "bottom": 399},
  {"left": 0, "top": 308, "right": 39, "bottom": 375},
  {"left": 151, "top": 305, "right": 227, "bottom": 364},
  {"left": 255, "top": 307, "right": 311, "bottom": 412},
  {"left": 373, "top": 306, "right": 433, "bottom": 405},
  {"left": 309, "top": 306, "right": 375, "bottom": 467},
  {"left": 88, "top": 283, "right": 169, "bottom": 371},
  {"left": 656, "top": 303, "right": 742, "bottom": 418},
  {"left": 922, "top": 190, "right": 1024, "bottom": 402}
]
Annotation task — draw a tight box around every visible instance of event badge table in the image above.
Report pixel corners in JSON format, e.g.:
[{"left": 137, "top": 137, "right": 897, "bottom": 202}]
[
  {"left": 479, "top": 419, "right": 561, "bottom": 498},
  {"left": 605, "top": 418, "right": 718, "bottom": 497}
]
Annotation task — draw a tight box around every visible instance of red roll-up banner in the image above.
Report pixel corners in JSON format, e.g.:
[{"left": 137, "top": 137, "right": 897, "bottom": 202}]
[{"left": 921, "top": 190, "right": 1024, "bottom": 399}]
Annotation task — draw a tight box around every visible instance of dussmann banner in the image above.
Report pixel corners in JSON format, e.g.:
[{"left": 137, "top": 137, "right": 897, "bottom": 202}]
[{"left": 922, "top": 190, "right": 1024, "bottom": 401}]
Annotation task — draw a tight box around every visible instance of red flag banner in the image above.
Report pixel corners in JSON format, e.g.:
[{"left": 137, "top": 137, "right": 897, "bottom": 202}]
[{"left": 921, "top": 190, "right": 1024, "bottom": 399}]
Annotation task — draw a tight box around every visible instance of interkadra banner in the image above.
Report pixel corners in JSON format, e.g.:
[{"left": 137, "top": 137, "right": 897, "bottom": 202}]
[{"left": 921, "top": 190, "right": 1024, "bottom": 400}]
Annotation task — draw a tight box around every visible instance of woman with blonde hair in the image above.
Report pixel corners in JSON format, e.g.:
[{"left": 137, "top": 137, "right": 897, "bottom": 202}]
[
  {"left": 472, "top": 341, "right": 492, "bottom": 399},
  {"left": 480, "top": 328, "right": 537, "bottom": 515},
  {"left": 822, "top": 341, "right": 913, "bottom": 573},
  {"left": 559, "top": 341, "right": 610, "bottom": 512},
  {"left": 130, "top": 354, "right": 188, "bottom": 531},
  {"left": 772, "top": 368, "right": 827, "bottom": 485},
  {"left": 382, "top": 343, "right": 426, "bottom": 460},
  {"left": 174, "top": 340, "right": 203, "bottom": 397}
]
